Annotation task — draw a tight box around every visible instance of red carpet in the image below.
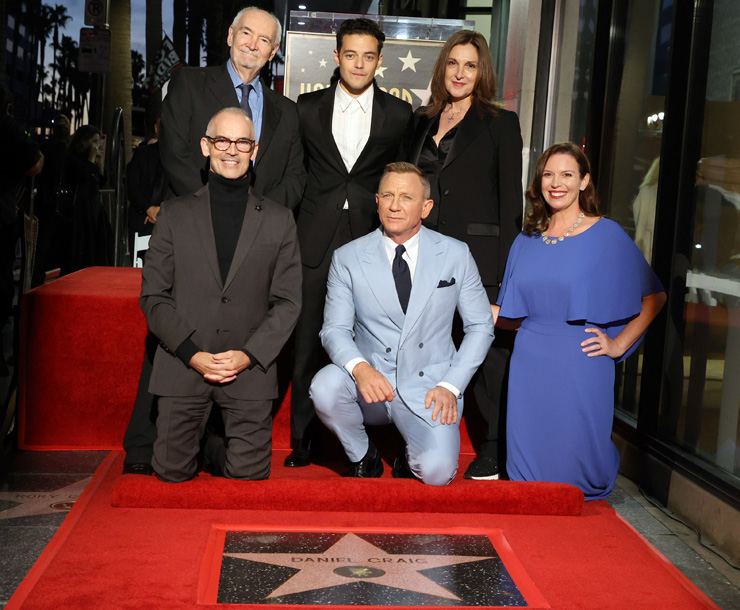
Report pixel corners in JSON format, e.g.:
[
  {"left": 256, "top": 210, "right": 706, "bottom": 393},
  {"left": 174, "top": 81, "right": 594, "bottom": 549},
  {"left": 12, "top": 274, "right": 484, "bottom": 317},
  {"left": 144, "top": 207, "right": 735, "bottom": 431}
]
[
  {"left": 112, "top": 449, "right": 584, "bottom": 516},
  {"left": 6, "top": 452, "right": 720, "bottom": 610}
]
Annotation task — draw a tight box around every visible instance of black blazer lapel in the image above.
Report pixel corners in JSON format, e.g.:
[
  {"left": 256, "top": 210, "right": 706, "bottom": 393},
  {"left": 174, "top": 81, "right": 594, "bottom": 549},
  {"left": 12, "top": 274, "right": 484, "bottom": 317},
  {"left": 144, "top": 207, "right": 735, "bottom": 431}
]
[
  {"left": 352, "top": 83, "right": 387, "bottom": 172},
  {"left": 190, "top": 187, "right": 223, "bottom": 289},
  {"left": 255, "top": 82, "right": 280, "bottom": 166},
  {"left": 223, "top": 188, "right": 265, "bottom": 292},
  {"left": 316, "top": 83, "right": 346, "bottom": 173},
  {"left": 443, "top": 111, "right": 489, "bottom": 171},
  {"left": 409, "top": 112, "right": 434, "bottom": 164},
  {"left": 208, "top": 64, "right": 239, "bottom": 108}
]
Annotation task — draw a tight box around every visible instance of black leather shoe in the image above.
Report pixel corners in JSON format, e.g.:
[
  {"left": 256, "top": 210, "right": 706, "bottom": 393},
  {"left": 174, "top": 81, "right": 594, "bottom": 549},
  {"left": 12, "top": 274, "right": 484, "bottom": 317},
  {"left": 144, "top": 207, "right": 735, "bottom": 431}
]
[
  {"left": 391, "top": 454, "right": 417, "bottom": 479},
  {"left": 284, "top": 438, "right": 311, "bottom": 468},
  {"left": 347, "top": 444, "right": 383, "bottom": 478},
  {"left": 122, "top": 463, "right": 154, "bottom": 475}
]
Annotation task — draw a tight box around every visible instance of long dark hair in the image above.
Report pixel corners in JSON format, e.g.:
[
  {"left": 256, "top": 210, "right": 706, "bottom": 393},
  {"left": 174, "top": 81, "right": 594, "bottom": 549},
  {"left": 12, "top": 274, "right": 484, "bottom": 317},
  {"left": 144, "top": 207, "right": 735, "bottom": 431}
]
[
  {"left": 423, "top": 30, "right": 500, "bottom": 118},
  {"left": 523, "top": 142, "right": 600, "bottom": 236},
  {"left": 68, "top": 125, "right": 101, "bottom": 160}
]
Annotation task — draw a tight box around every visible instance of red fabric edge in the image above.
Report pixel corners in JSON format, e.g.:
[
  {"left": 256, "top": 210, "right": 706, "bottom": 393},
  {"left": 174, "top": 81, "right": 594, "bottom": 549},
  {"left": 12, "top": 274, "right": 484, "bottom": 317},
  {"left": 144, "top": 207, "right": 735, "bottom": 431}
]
[
  {"left": 198, "top": 524, "right": 551, "bottom": 609},
  {"left": 612, "top": 511, "right": 722, "bottom": 610},
  {"left": 15, "top": 444, "right": 123, "bottom": 451},
  {"left": 4, "top": 451, "right": 119, "bottom": 610}
]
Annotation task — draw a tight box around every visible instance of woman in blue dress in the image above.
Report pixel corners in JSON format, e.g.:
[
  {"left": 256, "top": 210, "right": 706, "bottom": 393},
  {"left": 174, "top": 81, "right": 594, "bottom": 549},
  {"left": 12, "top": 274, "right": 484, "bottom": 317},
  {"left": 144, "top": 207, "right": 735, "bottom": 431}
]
[{"left": 495, "top": 143, "right": 666, "bottom": 500}]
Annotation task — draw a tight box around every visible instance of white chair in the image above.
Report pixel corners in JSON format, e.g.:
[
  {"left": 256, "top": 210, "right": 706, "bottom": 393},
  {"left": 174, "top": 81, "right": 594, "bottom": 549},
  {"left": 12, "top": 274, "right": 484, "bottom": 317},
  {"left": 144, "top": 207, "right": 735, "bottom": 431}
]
[{"left": 133, "top": 232, "right": 151, "bottom": 268}]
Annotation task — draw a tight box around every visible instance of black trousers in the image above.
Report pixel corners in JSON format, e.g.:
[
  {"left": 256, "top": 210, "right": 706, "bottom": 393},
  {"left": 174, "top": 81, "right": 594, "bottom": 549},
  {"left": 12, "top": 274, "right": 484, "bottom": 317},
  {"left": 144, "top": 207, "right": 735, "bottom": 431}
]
[
  {"left": 122, "top": 333, "right": 159, "bottom": 465},
  {"left": 290, "top": 212, "right": 353, "bottom": 443}
]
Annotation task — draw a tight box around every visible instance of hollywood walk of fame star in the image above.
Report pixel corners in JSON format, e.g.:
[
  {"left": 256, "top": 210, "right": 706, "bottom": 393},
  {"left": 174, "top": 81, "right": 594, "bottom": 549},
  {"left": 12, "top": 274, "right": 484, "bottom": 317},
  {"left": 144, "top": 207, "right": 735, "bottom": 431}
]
[
  {"left": 411, "top": 79, "right": 433, "bottom": 106},
  {"left": 398, "top": 50, "right": 421, "bottom": 72},
  {"left": 319, "top": 58, "right": 327, "bottom": 67},
  {"left": 375, "top": 65, "right": 387, "bottom": 78},
  {"left": 0, "top": 477, "right": 91, "bottom": 520},
  {"left": 223, "top": 532, "right": 491, "bottom": 601}
]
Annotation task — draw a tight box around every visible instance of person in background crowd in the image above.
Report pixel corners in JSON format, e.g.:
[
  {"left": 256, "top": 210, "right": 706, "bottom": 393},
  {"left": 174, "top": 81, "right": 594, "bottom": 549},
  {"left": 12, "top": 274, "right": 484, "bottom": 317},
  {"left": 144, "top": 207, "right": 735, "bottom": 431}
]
[
  {"left": 408, "top": 30, "right": 523, "bottom": 481},
  {"left": 495, "top": 142, "right": 665, "bottom": 500},
  {"left": 287, "top": 18, "right": 414, "bottom": 468},
  {"left": 0, "top": 84, "right": 44, "bottom": 375},
  {"left": 60, "top": 125, "right": 113, "bottom": 274}
]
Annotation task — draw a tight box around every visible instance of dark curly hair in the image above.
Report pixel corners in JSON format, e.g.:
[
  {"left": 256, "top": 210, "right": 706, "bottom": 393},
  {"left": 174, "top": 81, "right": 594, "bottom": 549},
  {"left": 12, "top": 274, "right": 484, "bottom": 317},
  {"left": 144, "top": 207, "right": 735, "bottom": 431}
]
[{"left": 523, "top": 142, "right": 600, "bottom": 236}]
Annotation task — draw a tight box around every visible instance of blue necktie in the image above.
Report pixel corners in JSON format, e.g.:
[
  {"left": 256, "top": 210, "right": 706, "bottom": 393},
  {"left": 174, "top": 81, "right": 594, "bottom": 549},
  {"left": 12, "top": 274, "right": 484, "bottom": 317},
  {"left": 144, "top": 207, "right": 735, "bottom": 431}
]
[
  {"left": 393, "top": 244, "right": 411, "bottom": 314},
  {"left": 238, "top": 83, "right": 253, "bottom": 120}
]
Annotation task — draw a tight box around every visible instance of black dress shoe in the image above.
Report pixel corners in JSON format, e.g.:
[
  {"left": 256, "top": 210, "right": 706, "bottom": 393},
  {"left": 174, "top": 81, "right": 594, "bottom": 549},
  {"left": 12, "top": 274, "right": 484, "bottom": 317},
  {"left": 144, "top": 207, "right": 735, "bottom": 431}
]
[
  {"left": 391, "top": 453, "right": 417, "bottom": 479},
  {"left": 347, "top": 443, "right": 383, "bottom": 478},
  {"left": 122, "top": 463, "right": 154, "bottom": 475},
  {"left": 284, "top": 438, "right": 311, "bottom": 468}
]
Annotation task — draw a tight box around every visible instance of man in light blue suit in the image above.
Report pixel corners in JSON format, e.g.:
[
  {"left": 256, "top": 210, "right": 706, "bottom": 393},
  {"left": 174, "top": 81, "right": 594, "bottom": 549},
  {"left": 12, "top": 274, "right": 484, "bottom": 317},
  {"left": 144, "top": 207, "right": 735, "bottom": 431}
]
[{"left": 309, "top": 163, "right": 494, "bottom": 485}]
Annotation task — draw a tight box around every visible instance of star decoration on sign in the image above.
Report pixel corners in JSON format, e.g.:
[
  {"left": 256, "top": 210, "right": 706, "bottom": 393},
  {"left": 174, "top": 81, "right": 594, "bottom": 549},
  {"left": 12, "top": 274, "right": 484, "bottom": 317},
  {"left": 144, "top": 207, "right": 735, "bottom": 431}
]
[
  {"left": 301, "top": 68, "right": 305, "bottom": 73},
  {"left": 223, "top": 532, "right": 489, "bottom": 600},
  {"left": 375, "top": 65, "right": 388, "bottom": 78},
  {"left": 411, "top": 79, "right": 433, "bottom": 106},
  {"left": 319, "top": 58, "right": 327, "bottom": 68},
  {"left": 309, "top": 50, "right": 313, "bottom": 54},
  {"left": 0, "top": 477, "right": 91, "bottom": 520},
  {"left": 398, "top": 50, "right": 422, "bottom": 72}
]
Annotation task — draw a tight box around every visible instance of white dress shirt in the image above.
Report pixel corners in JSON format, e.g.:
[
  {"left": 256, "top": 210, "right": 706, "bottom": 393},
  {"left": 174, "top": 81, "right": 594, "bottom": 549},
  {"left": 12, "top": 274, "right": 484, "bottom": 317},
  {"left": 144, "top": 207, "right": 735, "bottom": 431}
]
[
  {"left": 332, "top": 84, "right": 373, "bottom": 209},
  {"left": 345, "top": 229, "right": 461, "bottom": 399}
]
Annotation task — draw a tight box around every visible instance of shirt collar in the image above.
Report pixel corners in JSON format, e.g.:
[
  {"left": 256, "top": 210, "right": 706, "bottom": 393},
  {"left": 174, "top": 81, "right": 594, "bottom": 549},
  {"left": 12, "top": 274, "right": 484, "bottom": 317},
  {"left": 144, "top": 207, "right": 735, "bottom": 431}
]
[
  {"left": 383, "top": 228, "right": 420, "bottom": 264},
  {"left": 226, "top": 61, "right": 263, "bottom": 100},
  {"left": 335, "top": 82, "right": 374, "bottom": 113}
]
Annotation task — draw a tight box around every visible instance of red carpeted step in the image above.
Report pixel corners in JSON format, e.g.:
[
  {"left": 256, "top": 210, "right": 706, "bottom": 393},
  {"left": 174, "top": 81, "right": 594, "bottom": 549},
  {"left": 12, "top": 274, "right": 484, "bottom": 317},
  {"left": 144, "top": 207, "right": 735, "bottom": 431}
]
[{"left": 111, "top": 451, "right": 584, "bottom": 515}]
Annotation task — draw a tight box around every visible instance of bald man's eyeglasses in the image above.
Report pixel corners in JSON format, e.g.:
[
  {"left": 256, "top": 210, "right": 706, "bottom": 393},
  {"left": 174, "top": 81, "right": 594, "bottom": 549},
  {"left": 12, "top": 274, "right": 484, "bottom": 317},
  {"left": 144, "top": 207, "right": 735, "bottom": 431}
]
[{"left": 205, "top": 136, "right": 255, "bottom": 153}]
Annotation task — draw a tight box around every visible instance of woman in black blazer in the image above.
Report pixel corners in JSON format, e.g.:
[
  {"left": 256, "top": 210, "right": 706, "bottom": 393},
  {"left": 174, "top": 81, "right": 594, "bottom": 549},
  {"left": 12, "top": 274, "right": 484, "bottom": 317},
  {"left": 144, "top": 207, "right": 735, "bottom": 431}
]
[{"left": 408, "top": 30, "right": 523, "bottom": 480}]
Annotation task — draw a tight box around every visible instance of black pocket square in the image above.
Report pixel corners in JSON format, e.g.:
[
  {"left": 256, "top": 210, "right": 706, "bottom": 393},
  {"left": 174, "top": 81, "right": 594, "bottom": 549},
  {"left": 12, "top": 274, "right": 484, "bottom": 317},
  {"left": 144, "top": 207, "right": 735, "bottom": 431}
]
[{"left": 437, "top": 278, "right": 456, "bottom": 288}]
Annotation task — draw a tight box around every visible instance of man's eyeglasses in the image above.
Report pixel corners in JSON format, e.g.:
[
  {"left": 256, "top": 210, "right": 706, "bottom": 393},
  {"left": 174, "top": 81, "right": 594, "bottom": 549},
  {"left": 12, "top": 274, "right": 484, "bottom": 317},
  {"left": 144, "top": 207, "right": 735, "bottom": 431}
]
[{"left": 205, "top": 136, "right": 255, "bottom": 153}]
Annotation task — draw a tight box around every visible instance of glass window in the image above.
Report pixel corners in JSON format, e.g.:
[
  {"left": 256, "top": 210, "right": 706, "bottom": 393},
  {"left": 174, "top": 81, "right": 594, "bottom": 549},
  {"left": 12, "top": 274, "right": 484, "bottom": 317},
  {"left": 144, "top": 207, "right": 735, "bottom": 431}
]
[
  {"left": 590, "top": 0, "right": 673, "bottom": 418},
  {"left": 657, "top": 0, "right": 740, "bottom": 478}
]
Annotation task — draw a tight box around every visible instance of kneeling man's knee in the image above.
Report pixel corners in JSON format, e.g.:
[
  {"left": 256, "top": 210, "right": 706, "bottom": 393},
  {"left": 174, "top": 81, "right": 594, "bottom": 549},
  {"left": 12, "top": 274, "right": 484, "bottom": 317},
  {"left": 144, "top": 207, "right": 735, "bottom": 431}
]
[
  {"left": 413, "top": 451, "right": 458, "bottom": 486},
  {"left": 309, "top": 365, "right": 347, "bottom": 416}
]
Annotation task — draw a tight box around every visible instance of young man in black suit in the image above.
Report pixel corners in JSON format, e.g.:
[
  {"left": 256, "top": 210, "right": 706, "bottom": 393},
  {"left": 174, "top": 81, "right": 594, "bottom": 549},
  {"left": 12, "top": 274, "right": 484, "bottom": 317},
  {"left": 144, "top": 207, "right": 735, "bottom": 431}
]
[
  {"left": 123, "top": 7, "right": 305, "bottom": 474},
  {"left": 286, "top": 18, "right": 414, "bottom": 467}
]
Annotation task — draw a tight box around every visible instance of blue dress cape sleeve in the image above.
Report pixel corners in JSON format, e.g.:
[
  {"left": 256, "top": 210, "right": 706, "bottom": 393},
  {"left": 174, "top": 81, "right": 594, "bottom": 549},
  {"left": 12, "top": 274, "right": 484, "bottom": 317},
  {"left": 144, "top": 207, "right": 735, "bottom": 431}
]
[{"left": 496, "top": 220, "right": 663, "bottom": 363}]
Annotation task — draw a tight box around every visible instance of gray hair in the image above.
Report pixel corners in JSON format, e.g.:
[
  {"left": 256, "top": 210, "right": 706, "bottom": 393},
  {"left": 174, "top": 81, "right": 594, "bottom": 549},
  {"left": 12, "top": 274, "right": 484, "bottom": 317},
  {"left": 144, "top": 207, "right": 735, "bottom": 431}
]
[
  {"left": 205, "top": 107, "right": 254, "bottom": 138},
  {"left": 231, "top": 6, "right": 282, "bottom": 48}
]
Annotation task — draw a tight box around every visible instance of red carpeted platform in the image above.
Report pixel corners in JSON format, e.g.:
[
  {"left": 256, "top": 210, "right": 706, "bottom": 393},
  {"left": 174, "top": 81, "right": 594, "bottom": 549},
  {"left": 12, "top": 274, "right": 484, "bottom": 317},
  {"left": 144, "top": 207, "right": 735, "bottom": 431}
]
[
  {"left": 18, "top": 267, "right": 148, "bottom": 450},
  {"left": 5, "top": 452, "right": 721, "bottom": 610}
]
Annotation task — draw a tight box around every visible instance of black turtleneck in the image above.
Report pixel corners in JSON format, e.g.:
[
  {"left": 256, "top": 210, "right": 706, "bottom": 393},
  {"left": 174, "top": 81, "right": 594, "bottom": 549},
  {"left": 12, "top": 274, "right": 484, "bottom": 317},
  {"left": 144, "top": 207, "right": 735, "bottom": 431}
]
[
  {"left": 175, "top": 170, "right": 257, "bottom": 369},
  {"left": 208, "top": 171, "right": 251, "bottom": 283}
]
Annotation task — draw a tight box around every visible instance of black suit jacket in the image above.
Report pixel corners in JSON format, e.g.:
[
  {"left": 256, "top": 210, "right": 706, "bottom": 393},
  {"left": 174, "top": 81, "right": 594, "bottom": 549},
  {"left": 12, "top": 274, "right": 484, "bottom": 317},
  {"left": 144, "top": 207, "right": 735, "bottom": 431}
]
[
  {"left": 159, "top": 64, "right": 306, "bottom": 208},
  {"left": 295, "top": 82, "right": 413, "bottom": 268},
  {"left": 140, "top": 186, "right": 302, "bottom": 400},
  {"left": 409, "top": 107, "right": 523, "bottom": 301}
]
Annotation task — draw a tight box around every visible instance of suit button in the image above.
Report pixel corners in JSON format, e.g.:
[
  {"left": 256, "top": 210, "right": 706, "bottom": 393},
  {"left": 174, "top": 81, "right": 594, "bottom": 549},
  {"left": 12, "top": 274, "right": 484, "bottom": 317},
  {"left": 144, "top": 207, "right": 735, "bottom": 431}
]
[
  {"left": 221, "top": 297, "right": 229, "bottom": 303},
  {"left": 419, "top": 371, "right": 424, "bottom": 377},
  {"left": 418, "top": 343, "right": 423, "bottom": 348},
  {"left": 443, "top": 189, "right": 450, "bottom": 195},
  {"left": 440, "top": 220, "right": 447, "bottom": 226},
  {"left": 386, "top": 347, "right": 392, "bottom": 353}
]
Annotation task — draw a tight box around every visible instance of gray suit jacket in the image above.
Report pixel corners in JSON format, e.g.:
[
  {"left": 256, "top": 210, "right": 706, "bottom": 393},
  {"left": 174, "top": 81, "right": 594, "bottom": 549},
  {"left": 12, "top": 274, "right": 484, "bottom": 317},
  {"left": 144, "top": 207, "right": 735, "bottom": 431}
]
[
  {"left": 140, "top": 185, "right": 302, "bottom": 400},
  {"left": 320, "top": 226, "right": 494, "bottom": 425}
]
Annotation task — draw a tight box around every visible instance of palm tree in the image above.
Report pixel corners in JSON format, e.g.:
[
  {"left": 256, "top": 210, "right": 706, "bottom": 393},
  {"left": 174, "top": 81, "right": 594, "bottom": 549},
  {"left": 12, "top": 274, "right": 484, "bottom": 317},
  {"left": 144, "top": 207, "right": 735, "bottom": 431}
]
[
  {"left": 48, "top": 4, "right": 71, "bottom": 109},
  {"left": 187, "top": 0, "right": 203, "bottom": 66},
  {"left": 145, "top": 0, "right": 162, "bottom": 140},
  {"left": 105, "top": 0, "right": 133, "bottom": 162},
  {"left": 173, "top": 0, "right": 186, "bottom": 62},
  {"left": 51, "top": 34, "right": 77, "bottom": 112}
]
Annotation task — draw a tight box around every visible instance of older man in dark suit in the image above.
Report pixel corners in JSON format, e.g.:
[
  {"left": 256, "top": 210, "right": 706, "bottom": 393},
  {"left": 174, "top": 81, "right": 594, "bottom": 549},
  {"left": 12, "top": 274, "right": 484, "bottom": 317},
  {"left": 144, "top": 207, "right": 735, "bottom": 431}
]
[
  {"left": 159, "top": 6, "right": 305, "bottom": 206},
  {"left": 140, "top": 107, "right": 301, "bottom": 482},
  {"left": 123, "top": 7, "right": 305, "bottom": 474},
  {"left": 285, "top": 18, "right": 414, "bottom": 467}
]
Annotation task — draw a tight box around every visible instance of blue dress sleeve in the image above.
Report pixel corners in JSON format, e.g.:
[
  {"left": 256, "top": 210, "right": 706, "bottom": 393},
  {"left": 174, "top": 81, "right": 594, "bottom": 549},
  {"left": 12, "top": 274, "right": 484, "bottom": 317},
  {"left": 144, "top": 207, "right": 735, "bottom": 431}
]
[{"left": 496, "top": 233, "right": 528, "bottom": 318}]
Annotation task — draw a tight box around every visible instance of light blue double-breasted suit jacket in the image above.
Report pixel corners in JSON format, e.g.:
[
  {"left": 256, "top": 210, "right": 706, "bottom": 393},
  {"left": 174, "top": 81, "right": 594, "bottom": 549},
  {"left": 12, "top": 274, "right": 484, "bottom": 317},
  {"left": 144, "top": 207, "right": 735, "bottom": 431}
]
[{"left": 319, "top": 225, "right": 495, "bottom": 425}]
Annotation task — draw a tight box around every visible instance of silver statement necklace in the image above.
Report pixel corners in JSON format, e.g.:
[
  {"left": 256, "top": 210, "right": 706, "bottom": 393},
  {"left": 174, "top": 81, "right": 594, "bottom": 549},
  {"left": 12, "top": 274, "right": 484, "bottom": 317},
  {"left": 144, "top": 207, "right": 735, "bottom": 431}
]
[{"left": 541, "top": 212, "right": 585, "bottom": 245}]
